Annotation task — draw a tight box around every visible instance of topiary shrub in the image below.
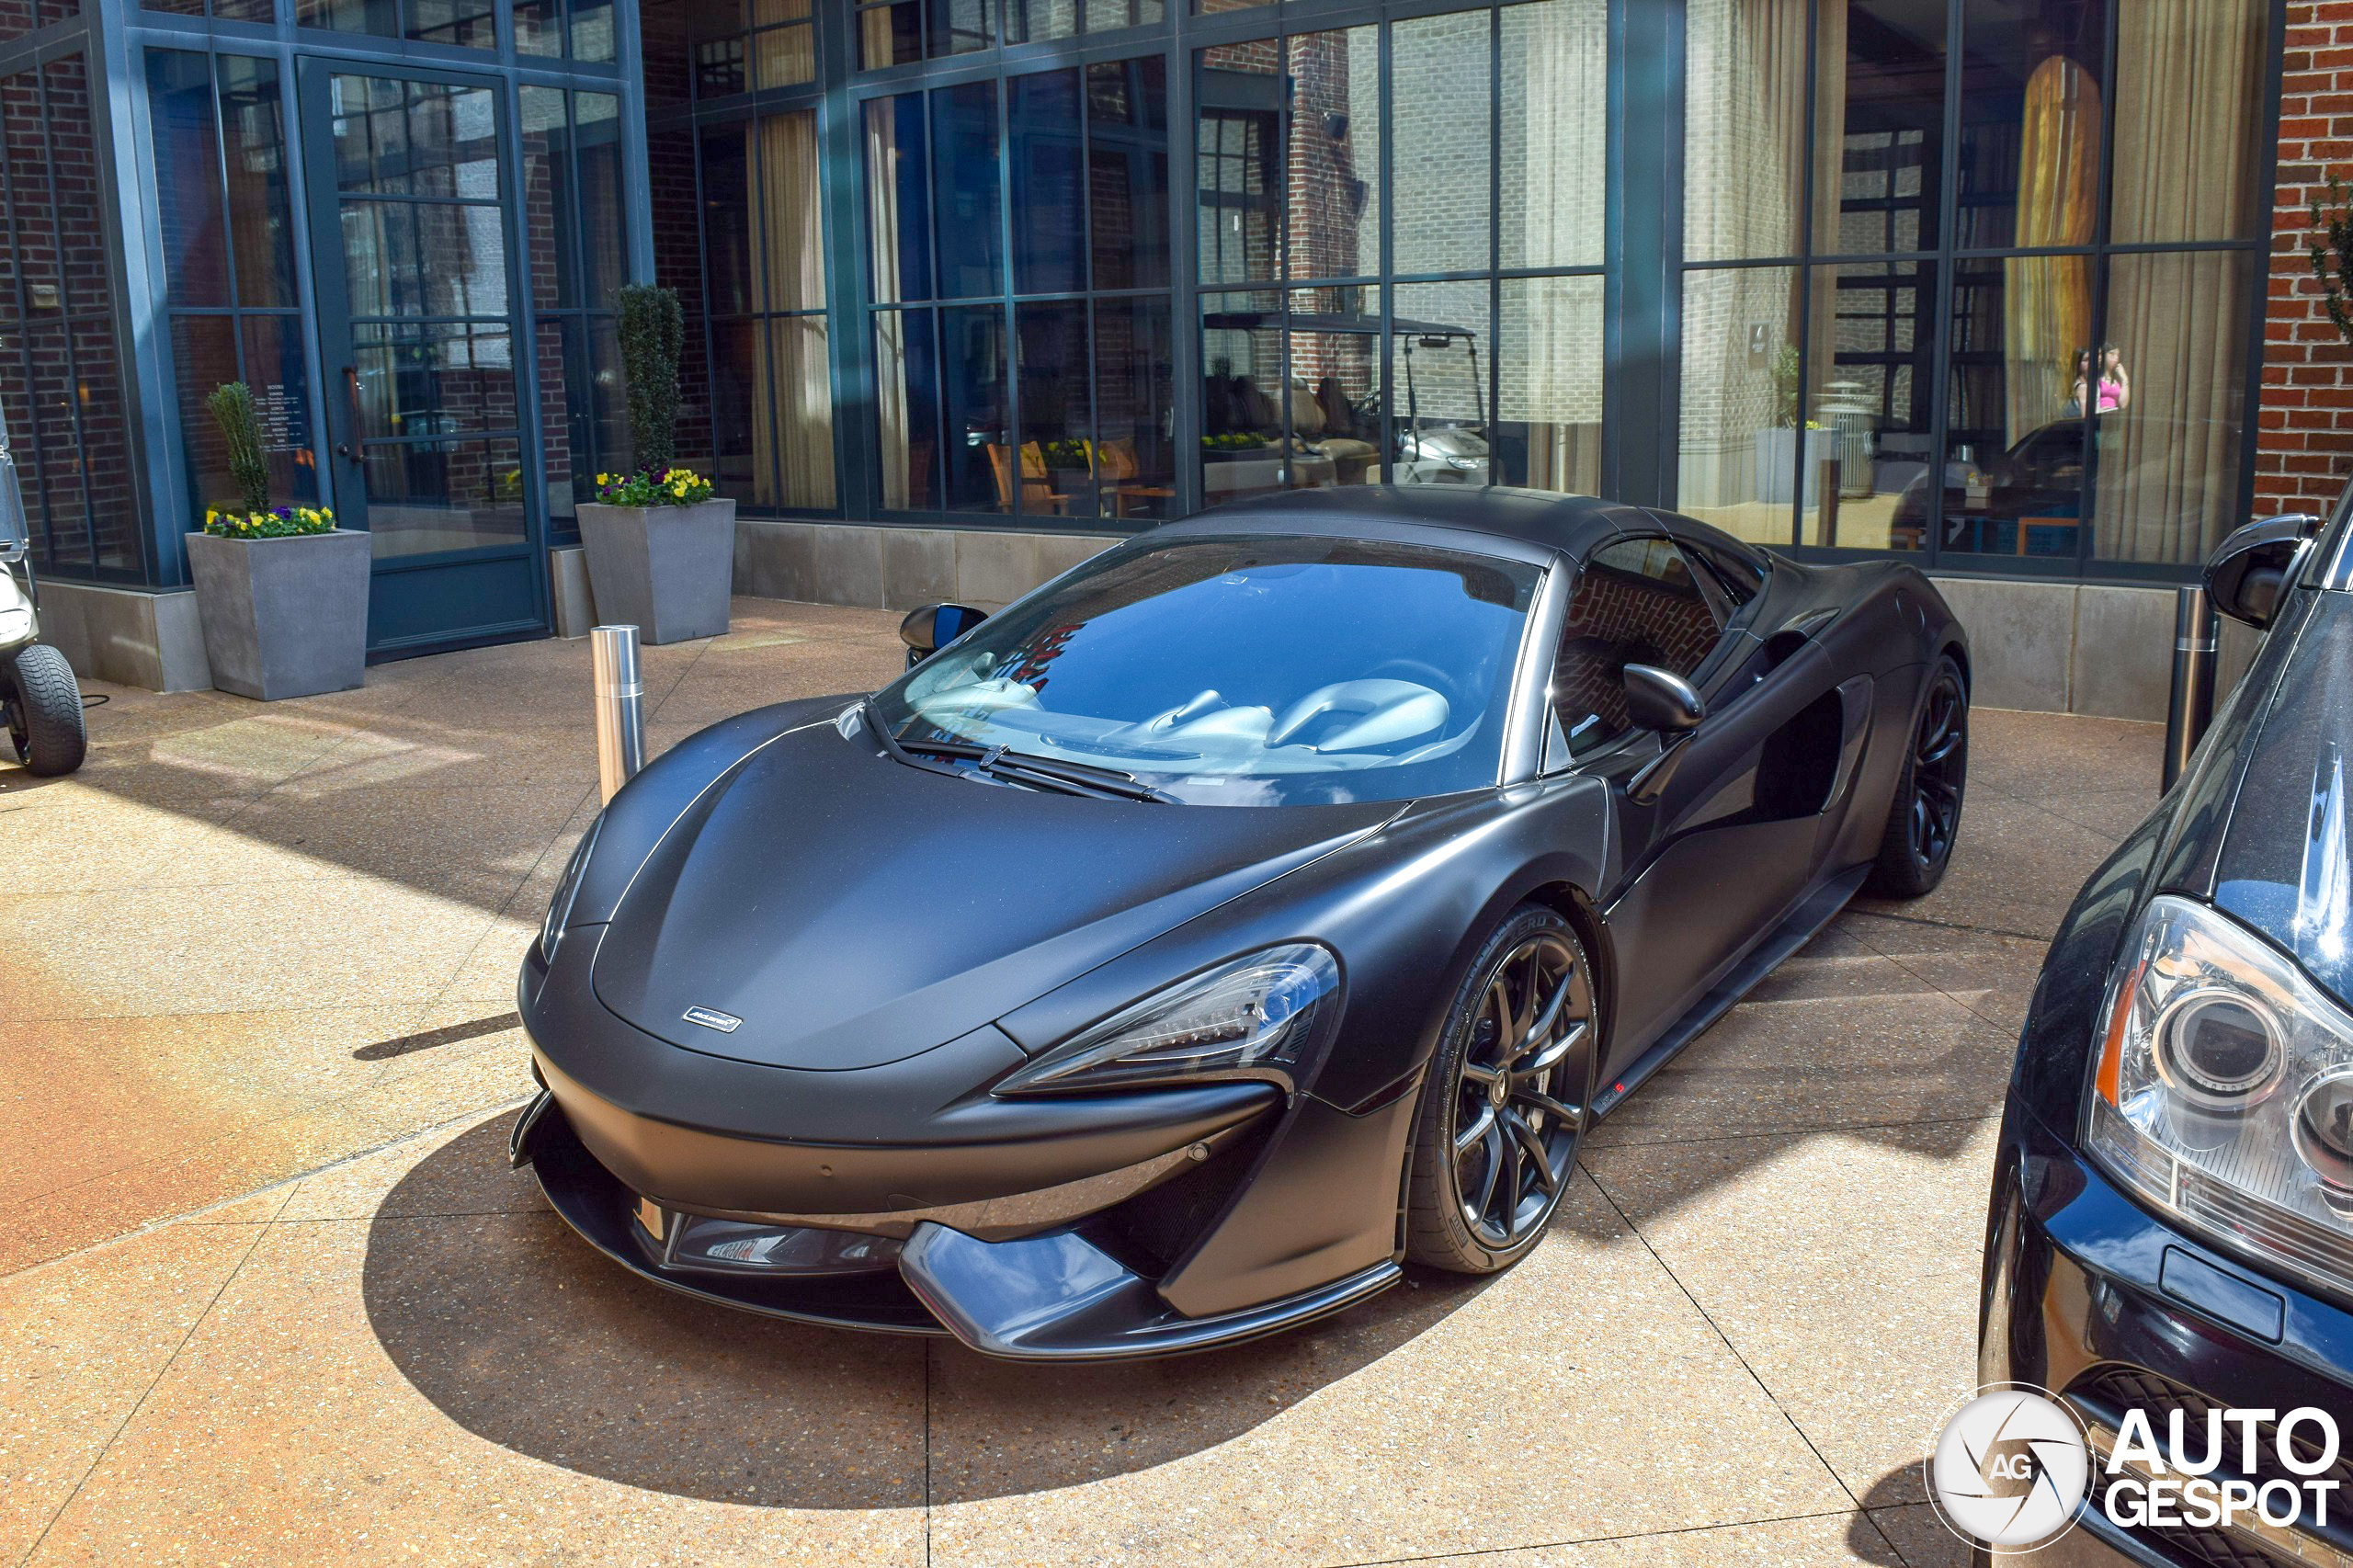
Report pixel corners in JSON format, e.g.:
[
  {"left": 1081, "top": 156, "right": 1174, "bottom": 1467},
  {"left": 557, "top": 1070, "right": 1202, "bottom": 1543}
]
[
  {"left": 206, "top": 381, "right": 272, "bottom": 516},
  {"left": 618, "top": 283, "right": 685, "bottom": 477}
]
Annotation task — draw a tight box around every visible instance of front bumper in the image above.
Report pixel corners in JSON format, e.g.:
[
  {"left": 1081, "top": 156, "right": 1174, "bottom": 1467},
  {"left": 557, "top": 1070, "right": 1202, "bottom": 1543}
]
[
  {"left": 1982, "top": 1093, "right": 2353, "bottom": 1566},
  {"left": 518, "top": 1090, "right": 1400, "bottom": 1359}
]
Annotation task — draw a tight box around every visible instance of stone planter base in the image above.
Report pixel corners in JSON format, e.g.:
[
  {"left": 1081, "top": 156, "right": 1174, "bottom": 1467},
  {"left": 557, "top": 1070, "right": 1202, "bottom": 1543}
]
[
  {"left": 577, "top": 498, "right": 736, "bottom": 644},
  {"left": 186, "top": 528, "right": 370, "bottom": 700}
]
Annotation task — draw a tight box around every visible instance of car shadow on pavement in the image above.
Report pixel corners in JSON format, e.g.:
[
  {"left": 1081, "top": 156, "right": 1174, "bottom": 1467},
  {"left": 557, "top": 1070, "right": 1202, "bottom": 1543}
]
[{"left": 359, "top": 1113, "right": 1526, "bottom": 1507}]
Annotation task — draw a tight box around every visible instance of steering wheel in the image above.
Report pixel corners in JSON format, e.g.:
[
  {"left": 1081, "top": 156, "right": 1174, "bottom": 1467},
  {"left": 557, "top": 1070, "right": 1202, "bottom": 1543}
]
[{"left": 1366, "top": 657, "right": 1467, "bottom": 715}]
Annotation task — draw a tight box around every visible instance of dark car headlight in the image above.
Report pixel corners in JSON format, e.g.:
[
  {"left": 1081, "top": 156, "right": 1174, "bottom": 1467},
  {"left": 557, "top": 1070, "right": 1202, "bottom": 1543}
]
[
  {"left": 539, "top": 816, "right": 603, "bottom": 962},
  {"left": 2086, "top": 895, "right": 2353, "bottom": 1298},
  {"left": 994, "top": 943, "right": 1340, "bottom": 1096}
]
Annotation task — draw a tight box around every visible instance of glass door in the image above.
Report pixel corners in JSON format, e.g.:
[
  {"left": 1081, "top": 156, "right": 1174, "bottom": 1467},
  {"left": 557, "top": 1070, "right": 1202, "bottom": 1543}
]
[{"left": 300, "top": 62, "right": 550, "bottom": 656}]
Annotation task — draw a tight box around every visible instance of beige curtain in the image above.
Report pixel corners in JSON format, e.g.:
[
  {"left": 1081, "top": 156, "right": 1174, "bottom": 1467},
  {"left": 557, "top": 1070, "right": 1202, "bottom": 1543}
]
[
  {"left": 1682, "top": 0, "right": 1810, "bottom": 262},
  {"left": 2097, "top": 0, "right": 2264, "bottom": 563},
  {"left": 1509, "top": 0, "right": 1607, "bottom": 494},
  {"left": 756, "top": 110, "right": 834, "bottom": 509},
  {"left": 866, "top": 103, "right": 915, "bottom": 508},
  {"left": 1801, "top": 0, "right": 1847, "bottom": 432}
]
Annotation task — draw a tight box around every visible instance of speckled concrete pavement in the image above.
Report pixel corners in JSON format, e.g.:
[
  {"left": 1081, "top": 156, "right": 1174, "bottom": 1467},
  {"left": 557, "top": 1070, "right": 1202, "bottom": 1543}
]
[{"left": 0, "top": 602, "right": 2163, "bottom": 1567}]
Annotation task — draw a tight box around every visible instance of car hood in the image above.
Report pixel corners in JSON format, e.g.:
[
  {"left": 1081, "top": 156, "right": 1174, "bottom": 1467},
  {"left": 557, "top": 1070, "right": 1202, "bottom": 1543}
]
[
  {"left": 591, "top": 721, "right": 1400, "bottom": 1072},
  {"left": 2213, "top": 591, "right": 2353, "bottom": 1015}
]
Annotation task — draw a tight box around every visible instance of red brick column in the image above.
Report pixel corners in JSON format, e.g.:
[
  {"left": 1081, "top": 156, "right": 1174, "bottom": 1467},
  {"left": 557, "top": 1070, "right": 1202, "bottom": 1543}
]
[{"left": 2259, "top": 1, "right": 2353, "bottom": 518}]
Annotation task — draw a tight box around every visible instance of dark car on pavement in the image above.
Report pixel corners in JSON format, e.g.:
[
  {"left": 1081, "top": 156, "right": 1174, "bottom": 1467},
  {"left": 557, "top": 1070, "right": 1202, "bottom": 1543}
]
[
  {"left": 516, "top": 486, "right": 1971, "bottom": 1360},
  {"left": 1980, "top": 483, "right": 2353, "bottom": 1562}
]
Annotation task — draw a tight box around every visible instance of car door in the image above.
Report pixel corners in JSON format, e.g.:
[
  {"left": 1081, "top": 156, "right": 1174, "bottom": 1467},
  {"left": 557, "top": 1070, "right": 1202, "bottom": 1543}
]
[{"left": 1543, "top": 533, "right": 1836, "bottom": 1076}]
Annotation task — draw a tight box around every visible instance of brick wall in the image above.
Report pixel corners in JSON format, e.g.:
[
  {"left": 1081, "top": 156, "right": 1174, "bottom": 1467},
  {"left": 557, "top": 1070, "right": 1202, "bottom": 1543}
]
[{"left": 2262, "top": 0, "right": 2353, "bottom": 518}]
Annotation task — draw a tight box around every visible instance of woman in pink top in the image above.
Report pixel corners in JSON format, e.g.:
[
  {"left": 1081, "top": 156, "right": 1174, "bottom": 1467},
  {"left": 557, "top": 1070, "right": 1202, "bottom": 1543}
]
[{"left": 2072, "top": 344, "right": 2130, "bottom": 415}]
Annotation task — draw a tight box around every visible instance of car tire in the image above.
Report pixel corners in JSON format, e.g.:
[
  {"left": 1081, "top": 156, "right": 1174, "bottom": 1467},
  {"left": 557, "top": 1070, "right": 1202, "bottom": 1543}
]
[
  {"left": 1404, "top": 903, "right": 1597, "bottom": 1274},
  {"left": 3, "top": 642, "right": 86, "bottom": 777},
  {"left": 1865, "top": 653, "right": 1967, "bottom": 899}
]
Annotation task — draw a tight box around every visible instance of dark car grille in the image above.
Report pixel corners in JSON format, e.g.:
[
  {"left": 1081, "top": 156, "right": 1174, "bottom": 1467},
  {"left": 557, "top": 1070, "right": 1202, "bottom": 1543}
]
[{"left": 2065, "top": 1365, "right": 2353, "bottom": 1568}]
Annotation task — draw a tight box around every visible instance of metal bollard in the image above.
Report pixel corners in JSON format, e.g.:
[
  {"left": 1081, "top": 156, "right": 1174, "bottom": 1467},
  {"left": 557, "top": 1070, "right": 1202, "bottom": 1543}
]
[
  {"left": 2162, "top": 585, "right": 2217, "bottom": 794},
  {"left": 591, "top": 624, "right": 646, "bottom": 804}
]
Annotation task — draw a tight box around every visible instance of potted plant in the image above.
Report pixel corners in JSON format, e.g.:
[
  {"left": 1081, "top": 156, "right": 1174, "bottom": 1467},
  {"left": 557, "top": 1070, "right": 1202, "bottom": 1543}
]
[
  {"left": 576, "top": 284, "right": 734, "bottom": 644},
  {"left": 186, "top": 381, "right": 369, "bottom": 700}
]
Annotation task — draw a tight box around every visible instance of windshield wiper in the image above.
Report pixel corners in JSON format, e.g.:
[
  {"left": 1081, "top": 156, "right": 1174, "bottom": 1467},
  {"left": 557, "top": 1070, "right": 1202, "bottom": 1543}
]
[{"left": 862, "top": 701, "right": 1176, "bottom": 803}]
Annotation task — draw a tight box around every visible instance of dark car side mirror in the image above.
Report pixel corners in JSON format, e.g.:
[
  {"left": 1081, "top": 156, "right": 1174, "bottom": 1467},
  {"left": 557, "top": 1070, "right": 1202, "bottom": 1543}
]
[
  {"left": 899, "top": 602, "right": 989, "bottom": 668},
  {"left": 1623, "top": 665, "right": 1706, "bottom": 733},
  {"left": 2203, "top": 514, "right": 2321, "bottom": 631}
]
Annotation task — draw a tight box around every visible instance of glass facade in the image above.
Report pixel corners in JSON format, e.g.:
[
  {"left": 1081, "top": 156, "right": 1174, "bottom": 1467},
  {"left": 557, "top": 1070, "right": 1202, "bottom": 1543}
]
[
  {"left": 2, "top": 0, "right": 2290, "bottom": 630},
  {"left": 1680, "top": 0, "right": 2273, "bottom": 575}
]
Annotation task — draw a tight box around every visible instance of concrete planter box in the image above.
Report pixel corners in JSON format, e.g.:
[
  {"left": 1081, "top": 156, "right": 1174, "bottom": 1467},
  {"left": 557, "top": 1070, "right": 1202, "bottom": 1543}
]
[
  {"left": 186, "top": 528, "right": 369, "bottom": 700},
  {"left": 577, "top": 498, "right": 736, "bottom": 644}
]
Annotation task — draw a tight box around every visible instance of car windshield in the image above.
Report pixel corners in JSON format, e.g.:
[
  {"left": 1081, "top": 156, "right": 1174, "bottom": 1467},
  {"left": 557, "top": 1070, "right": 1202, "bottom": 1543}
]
[{"left": 870, "top": 535, "right": 1544, "bottom": 806}]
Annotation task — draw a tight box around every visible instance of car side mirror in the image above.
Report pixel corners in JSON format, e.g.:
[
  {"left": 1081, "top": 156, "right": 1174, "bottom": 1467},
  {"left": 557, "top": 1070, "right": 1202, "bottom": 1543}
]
[
  {"left": 1623, "top": 664, "right": 1705, "bottom": 733},
  {"left": 899, "top": 602, "right": 989, "bottom": 668},
  {"left": 2202, "top": 514, "right": 2321, "bottom": 631}
]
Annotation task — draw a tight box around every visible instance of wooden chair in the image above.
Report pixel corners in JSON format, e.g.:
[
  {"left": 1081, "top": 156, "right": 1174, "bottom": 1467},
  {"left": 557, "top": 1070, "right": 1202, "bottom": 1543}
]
[{"left": 986, "top": 444, "right": 1068, "bottom": 516}]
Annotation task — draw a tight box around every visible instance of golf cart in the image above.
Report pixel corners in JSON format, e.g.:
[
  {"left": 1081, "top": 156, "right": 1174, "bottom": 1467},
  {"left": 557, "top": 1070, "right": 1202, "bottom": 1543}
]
[
  {"left": 0, "top": 441, "right": 86, "bottom": 776},
  {"left": 1198, "top": 310, "right": 1493, "bottom": 489}
]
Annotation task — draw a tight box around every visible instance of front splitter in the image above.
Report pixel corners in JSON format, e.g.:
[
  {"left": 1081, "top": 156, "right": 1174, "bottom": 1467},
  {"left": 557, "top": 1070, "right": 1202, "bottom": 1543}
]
[{"left": 518, "top": 1093, "right": 1403, "bottom": 1360}]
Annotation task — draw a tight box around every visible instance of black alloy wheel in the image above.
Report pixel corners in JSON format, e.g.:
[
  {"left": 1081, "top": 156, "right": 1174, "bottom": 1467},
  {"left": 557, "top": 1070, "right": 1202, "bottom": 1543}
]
[
  {"left": 1867, "top": 654, "right": 1967, "bottom": 897},
  {"left": 1406, "top": 905, "right": 1597, "bottom": 1273}
]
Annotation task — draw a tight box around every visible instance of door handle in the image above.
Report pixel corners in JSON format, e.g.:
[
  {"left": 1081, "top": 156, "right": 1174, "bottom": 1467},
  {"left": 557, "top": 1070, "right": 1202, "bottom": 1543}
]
[{"left": 337, "top": 367, "right": 358, "bottom": 458}]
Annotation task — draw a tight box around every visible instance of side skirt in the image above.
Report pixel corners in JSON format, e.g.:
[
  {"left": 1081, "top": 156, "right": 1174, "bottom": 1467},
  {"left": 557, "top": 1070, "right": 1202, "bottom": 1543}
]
[{"left": 1588, "top": 863, "right": 1870, "bottom": 1121}]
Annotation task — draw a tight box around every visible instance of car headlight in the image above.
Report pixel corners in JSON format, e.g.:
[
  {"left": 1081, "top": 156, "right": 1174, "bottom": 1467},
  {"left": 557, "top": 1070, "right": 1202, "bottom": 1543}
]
[
  {"left": 2086, "top": 894, "right": 2353, "bottom": 1299},
  {"left": 994, "top": 944, "right": 1340, "bottom": 1096},
  {"left": 539, "top": 816, "right": 602, "bottom": 962},
  {"left": 1444, "top": 454, "right": 1482, "bottom": 471}
]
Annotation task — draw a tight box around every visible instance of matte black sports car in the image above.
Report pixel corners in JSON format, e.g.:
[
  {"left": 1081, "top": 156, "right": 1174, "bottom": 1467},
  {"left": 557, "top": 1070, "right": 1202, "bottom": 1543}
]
[
  {"left": 1978, "top": 490, "right": 2353, "bottom": 1563},
  {"left": 514, "top": 487, "right": 1970, "bottom": 1359}
]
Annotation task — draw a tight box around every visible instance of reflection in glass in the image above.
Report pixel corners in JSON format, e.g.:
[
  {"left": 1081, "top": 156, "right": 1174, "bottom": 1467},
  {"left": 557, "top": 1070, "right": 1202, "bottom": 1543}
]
[
  {"left": 574, "top": 0, "right": 617, "bottom": 60},
  {"left": 1815, "top": 0, "right": 1943, "bottom": 256},
  {"left": 575, "top": 95, "right": 626, "bottom": 306},
  {"left": 1955, "top": 0, "right": 2104, "bottom": 253},
  {"left": 875, "top": 308, "right": 940, "bottom": 509},
  {"left": 1095, "top": 296, "right": 1175, "bottom": 520},
  {"left": 406, "top": 0, "right": 496, "bottom": 48},
  {"left": 1500, "top": 0, "right": 1607, "bottom": 271},
  {"left": 1087, "top": 57, "right": 1168, "bottom": 291},
  {"left": 352, "top": 323, "right": 516, "bottom": 440},
  {"left": 221, "top": 59, "right": 298, "bottom": 310},
  {"left": 1393, "top": 10, "right": 1489, "bottom": 276},
  {"left": 361, "top": 437, "right": 528, "bottom": 558},
  {"left": 1200, "top": 290, "right": 1283, "bottom": 504},
  {"left": 170, "top": 314, "right": 240, "bottom": 507},
  {"left": 709, "top": 316, "right": 765, "bottom": 503},
  {"left": 933, "top": 83, "right": 1003, "bottom": 300},
  {"left": 242, "top": 316, "right": 318, "bottom": 504},
  {"left": 538, "top": 319, "right": 585, "bottom": 526},
  {"left": 1285, "top": 28, "right": 1379, "bottom": 282},
  {"left": 1085, "top": 0, "right": 1158, "bottom": 28},
  {"left": 866, "top": 95, "right": 931, "bottom": 304},
  {"left": 942, "top": 304, "right": 1007, "bottom": 512},
  {"left": 702, "top": 124, "right": 755, "bottom": 313},
  {"left": 1006, "top": 0, "right": 1075, "bottom": 42},
  {"left": 1195, "top": 44, "right": 1280, "bottom": 287},
  {"left": 858, "top": 2, "right": 922, "bottom": 69},
  {"left": 146, "top": 51, "right": 230, "bottom": 309},
  {"left": 341, "top": 200, "right": 510, "bottom": 319},
  {"left": 1290, "top": 316, "right": 1378, "bottom": 476},
  {"left": 517, "top": 0, "right": 564, "bottom": 54},
  {"left": 1677, "top": 265, "right": 1802, "bottom": 546},
  {"left": 1393, "top": 280, "right": 1489, "bottom": 488},
  {"left": 1011, "top": 72, "right": 1085, "bottom": 297},
  {"left": 1803, "top": 261, "right": 1933, "bottom": 552},
  {"left": 1496, "top": 274, "right": 1603, "bottom": 494},
  {"left": 299, "top": 0, "right": 398, "bottom": 37},
  {"left": 754, "top": 21, "right": 813, "bottom": 86},
  {"left": 931, "top": 0, "right": 991, "bottom": 55},
  {"left": 770, "top": 316, "right": 835, "bottom": 508},
  {"left": 1684, "top": 0, "right": 1806, "bottom": 262},
  {"left": 2092, "top": 250, "right": 2251, "bottom": 565},
  {"left": 1940, "top": 261, "right": 2086, "bottom": 560},
  {"left": 2109, "top": 0, "right": 2264, "bottom": 244},
  {"left": 1015, "top": 301, "right": 1086, "bottom": 518}
]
